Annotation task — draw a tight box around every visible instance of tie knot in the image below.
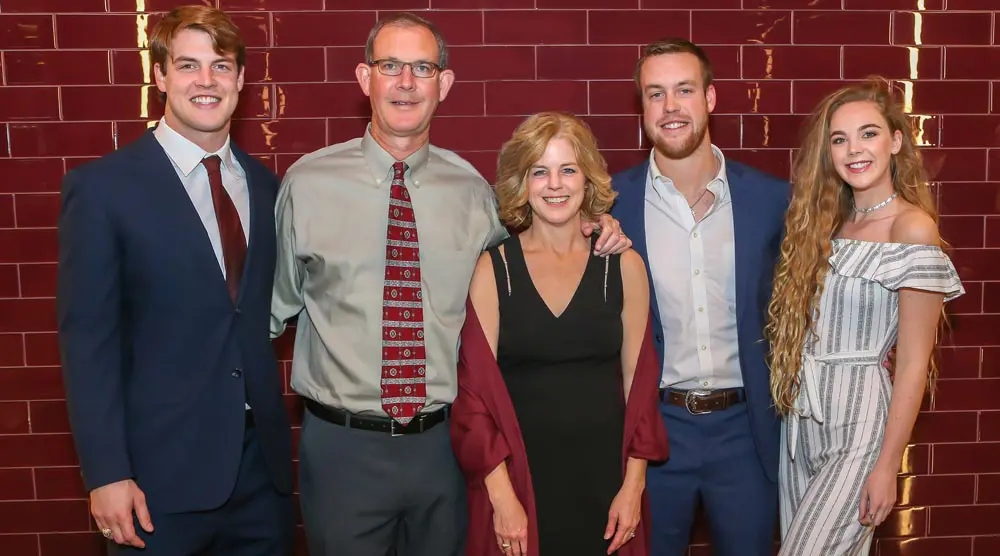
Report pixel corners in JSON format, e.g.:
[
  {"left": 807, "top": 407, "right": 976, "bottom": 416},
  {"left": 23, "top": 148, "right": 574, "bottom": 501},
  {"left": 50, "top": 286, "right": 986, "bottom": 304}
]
[
  {"left": 202, "top": 155, "right": 222, "bottom": 174},
  {"left": 392, "top": 161, "right": 407, "bottom": 181}
]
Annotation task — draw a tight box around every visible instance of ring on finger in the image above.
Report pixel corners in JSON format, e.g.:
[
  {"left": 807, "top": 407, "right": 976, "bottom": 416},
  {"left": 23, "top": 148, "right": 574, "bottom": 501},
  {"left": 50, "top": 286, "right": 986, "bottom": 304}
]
[{"left": 100, "top": 527, "right": 113, "bottom": 540}]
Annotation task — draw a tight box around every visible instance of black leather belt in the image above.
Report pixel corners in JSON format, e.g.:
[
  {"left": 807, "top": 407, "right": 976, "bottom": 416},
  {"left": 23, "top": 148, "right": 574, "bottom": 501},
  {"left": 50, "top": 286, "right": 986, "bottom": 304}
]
[
  {"left": 305, "top": 399, "right": 448, "bottom": 436},
  {"left": 659, "top": 387, "right": 745, "bottom": 415}
]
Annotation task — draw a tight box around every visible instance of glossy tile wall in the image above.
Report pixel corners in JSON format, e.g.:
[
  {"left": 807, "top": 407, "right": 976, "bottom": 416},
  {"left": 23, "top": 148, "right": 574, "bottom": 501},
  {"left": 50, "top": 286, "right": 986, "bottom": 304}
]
[{"left": 0, "top": 1, "right": 997, "bottom": 555}]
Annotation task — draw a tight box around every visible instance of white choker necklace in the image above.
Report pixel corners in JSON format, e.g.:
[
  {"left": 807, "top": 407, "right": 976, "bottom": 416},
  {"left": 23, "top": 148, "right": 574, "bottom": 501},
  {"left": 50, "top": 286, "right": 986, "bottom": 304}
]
[{"left": 853, "top": 192, "right": 898, "bottom": 214}]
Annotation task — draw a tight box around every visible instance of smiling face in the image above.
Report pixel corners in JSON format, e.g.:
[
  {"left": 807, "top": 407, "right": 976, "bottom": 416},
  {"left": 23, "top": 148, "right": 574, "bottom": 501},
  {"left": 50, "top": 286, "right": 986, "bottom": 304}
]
[
  {"left": 828, "top": 100, "right": 902, "bottom": 194},
  {"left": 153, "top": 28, "right": 243, "bottom": 152},
  {"left": 356, "top": 23, "right": 455, "bottom": 149},
  {"left": 639, "top": 52, "right": 715, "bottom": 160},
  {"left": 526, "top": 137, "right": 587, "bottom": 227}
]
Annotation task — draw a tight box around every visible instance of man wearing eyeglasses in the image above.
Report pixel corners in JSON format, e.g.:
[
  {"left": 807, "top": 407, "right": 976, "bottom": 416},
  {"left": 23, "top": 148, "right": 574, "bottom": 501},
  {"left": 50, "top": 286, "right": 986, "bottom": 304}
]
[{"left": 269, "top": 12, "right": 629, "bottom": 556}]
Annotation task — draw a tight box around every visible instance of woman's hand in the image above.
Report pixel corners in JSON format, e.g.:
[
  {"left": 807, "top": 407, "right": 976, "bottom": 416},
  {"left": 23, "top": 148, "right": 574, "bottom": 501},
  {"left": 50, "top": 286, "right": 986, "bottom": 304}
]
[
  {"left": 491, "top": 490, "right": 528, "bottom": 556},
  {"left": 604, "top": 480, "right": 642, "bottom": 554},
  {"left": 858, "top": 464, "right": 897, "bottom": 527}
]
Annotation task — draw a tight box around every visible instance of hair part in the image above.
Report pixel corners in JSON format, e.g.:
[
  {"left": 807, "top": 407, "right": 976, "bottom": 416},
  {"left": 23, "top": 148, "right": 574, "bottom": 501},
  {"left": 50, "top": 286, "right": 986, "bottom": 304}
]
[
  {"left": 765, "top": 77, "right": 942, "bottom": 415},
  {"left": 150, "top": 5, "right": 246, "bottom": 75},
  {"left": 494, "top": 112, "right": 617, "bottom": 231},
  {"left": 365, "top": 12, "right": 449, "bottom": 69},
  {"left": 634, "top": 38, "right": 714, "bottom": 91}
]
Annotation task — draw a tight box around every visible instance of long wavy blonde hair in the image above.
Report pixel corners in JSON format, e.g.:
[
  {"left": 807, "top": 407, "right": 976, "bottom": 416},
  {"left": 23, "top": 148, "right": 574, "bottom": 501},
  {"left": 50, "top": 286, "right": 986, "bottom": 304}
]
[{"left": 765, "top": 78, "right": 941, "bottom": 415}]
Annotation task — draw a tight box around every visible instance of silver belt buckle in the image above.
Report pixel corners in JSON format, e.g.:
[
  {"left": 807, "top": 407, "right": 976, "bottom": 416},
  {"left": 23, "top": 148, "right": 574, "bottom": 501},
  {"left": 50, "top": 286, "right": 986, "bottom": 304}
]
[
  {"left": 390, "top": 419, "right": 404, "bottom": 437},
  {"left": 684, "top": 389, "right": 713, "bottom": 415}
]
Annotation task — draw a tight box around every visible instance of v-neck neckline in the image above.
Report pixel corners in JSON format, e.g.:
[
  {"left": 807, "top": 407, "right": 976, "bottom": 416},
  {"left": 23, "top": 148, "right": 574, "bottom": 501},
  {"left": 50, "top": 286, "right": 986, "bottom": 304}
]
[{"left": 513, "top": 235, "right": 592, "bottom": 320}]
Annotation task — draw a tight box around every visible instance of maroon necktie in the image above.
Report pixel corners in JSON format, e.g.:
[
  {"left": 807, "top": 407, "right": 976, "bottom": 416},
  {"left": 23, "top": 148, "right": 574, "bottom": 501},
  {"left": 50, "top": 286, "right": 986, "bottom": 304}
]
[
  {"left": 380, "top": 161, "right": 426, "bottom": 425},
  {"left": 202, "top": 155, "right": 246, "bottom": 302}
]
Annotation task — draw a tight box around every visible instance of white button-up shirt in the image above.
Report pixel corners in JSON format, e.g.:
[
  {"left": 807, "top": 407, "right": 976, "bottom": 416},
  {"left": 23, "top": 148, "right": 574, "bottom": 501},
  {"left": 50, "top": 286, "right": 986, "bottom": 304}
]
[
  {"left": 644, "top": 145, "right": 743, "bottom": 390},
  {"left": 153, "top": 118, "right": 250, "bottom": 277}
]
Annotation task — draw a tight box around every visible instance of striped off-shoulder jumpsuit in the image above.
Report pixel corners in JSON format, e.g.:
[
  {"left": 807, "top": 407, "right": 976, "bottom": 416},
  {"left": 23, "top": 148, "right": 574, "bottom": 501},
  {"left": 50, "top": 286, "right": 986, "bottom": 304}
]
[{"left": 779, "top": 240, "right": 964, "bottom": 556}]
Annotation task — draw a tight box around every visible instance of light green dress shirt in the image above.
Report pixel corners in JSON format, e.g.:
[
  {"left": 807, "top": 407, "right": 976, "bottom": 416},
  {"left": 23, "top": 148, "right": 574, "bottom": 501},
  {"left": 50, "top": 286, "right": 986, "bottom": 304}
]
[{"left": 270, "top": 127, "right": 507, "bottom": 416}]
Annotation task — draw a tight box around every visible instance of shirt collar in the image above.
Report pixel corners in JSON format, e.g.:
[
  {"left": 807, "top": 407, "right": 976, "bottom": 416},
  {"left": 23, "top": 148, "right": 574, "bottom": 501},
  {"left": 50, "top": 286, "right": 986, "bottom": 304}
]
[
  {"left": 648, "top": 144, "right": 730, "bottom": 204},
  {"left": 153, "top": 117, "right": 238, "bottom": 177},
  {"left": 361, "top": 124, "right": 430, "bottom": 188}
]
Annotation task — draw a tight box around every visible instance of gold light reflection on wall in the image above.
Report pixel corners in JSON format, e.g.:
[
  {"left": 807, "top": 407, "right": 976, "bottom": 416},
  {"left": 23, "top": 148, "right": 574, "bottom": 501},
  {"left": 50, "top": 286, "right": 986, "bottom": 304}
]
[
  {"left": 907, "top": 47, "right": 920, "bottom": 80},
  {"left": 764, "top": 48, "right": 774, "bottom": 79},
  {"left": 897, "top": 475, "right": 915, "bottom": 506},
  {"left": 881, "top": 507, "right": 924, "bottom": 537},
  {"left": 262, "top": 86, "right": 272, "bottom": 117},
  {"left": 762, "top": 115, "right": 770, "bottom": 147},
  {"left": 136, "top": 1, "right": 152, "bottom": 120},
  {"left": 917, "top": 0, "right": 926, "bottom": 10},
  {"left": 900, "top": 80, "right": 914, "bottom": 113},
  {"left": 748, "top": 84, "right": 762, "bottom": 113},
  {"left": 911, "top": 115, "right": 933, "bottom": 146},
  {"left": 260, "top": 122, "right": 278, "bottom": 150},
  {"left": 277, "top": 86, "right": 287, "bottom": 117},
  {"left": 912, "top": 12, "right": 923, "bottom": 45}
]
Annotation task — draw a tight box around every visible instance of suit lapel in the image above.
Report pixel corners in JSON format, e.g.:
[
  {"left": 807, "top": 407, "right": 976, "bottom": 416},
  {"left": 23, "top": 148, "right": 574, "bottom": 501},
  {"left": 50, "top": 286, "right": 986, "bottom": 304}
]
[
  {"left": 231, "top": 145, "right": 264, "bottom": 305},
  {"left": 615, "top": 162, "right": 663, "bottom": 331},
  {"left": 727, "top": 163, "right": 757, "bottom": 335},
  {"left": 130, "top": 131, "right": 234, "bottom": 302}
]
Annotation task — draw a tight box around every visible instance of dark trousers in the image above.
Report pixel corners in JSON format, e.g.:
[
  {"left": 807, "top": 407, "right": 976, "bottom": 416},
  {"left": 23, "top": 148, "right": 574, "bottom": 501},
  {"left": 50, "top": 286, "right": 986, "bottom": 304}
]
[
  {"left": 298, "top": 408, "right": 467, "bottom": 556},
  {"left": 110, "top": 426, "right": 294, "bottom": 556},
  {"left": 647, "top": 401, "right": 778, "bottom": 556}
]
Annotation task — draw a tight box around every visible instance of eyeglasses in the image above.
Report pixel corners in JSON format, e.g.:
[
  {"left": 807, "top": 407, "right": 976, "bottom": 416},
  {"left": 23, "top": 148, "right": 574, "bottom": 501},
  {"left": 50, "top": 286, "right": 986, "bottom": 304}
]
[{"left": 369, "top": 59, "right": 442, "bottom": 79}]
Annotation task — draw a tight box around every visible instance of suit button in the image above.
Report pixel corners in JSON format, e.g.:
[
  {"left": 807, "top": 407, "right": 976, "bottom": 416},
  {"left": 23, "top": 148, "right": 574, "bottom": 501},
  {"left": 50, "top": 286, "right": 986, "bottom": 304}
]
[
  {"left": 235, "top": 307, "right": 241, "bottom": 314},
  {"left": 655, "top": 334, "right": 663, "bottom": 342},
  {"left": 232, "top": 368, "right": 242, "bottom": 378}
]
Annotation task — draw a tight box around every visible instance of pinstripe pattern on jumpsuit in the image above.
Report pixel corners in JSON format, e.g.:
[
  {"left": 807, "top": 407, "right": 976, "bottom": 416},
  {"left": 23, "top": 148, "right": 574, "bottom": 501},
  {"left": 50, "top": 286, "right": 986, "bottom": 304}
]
[{"left": 778, "top": 239, "right": 964, "bottom": 556}]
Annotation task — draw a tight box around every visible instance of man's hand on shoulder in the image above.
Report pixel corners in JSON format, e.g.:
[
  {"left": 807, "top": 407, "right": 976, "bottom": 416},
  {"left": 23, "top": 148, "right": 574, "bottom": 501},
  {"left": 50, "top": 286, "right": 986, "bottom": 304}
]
[
  {"left": 585, "top": 213, "right": 632, "bottom": 256},
  {"left": 90, "top": 479, "right": 154, "bottom": 548}
]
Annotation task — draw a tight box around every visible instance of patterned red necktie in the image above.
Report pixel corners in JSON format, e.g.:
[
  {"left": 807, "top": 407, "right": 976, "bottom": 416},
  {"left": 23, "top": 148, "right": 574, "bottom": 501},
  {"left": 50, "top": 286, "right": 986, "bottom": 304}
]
[
  {"left": 202, "top": 155, "right": 246, "bottom": 302},
  {"left": 381, "top": 161, "right": 426, "bottom": 425}
]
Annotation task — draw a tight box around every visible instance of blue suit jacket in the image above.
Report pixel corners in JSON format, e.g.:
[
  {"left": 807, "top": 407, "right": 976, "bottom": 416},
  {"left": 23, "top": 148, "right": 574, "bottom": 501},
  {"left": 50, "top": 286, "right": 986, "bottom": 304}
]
[
  {"left": 57, "top": 130, "right": 292, "bottom": 512},
  {"left": 611, "top": 159, "right": 789, "bottom": 481}
]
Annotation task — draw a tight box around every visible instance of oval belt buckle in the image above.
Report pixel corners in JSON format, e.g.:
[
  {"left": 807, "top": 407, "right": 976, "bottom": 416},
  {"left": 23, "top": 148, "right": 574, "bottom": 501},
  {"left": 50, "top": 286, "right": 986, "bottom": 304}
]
[{"left": 685, "top": 389, "right": 713, "bottom": 415}]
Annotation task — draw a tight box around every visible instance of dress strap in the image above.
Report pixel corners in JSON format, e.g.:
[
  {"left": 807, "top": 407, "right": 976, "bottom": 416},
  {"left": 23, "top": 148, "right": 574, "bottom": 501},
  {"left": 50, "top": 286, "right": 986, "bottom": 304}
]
[{"left": 486, "top": 244, "right": 511, "bottom": 297}]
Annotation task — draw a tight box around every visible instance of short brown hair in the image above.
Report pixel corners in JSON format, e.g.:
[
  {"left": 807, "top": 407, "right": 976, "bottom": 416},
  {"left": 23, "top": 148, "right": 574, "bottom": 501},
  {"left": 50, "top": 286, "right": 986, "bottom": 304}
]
[
  {"left": 365, "top": 12, "right": 448, "bottom": 68},
  {"left": 634, "top": 38, "right": 713, "bottom": 90},
  {"left": 495, "top": 112, "right": 617, "bottom": 231},
  {"left": 150, "top": 6, "right": 246, "bottom": 74}
]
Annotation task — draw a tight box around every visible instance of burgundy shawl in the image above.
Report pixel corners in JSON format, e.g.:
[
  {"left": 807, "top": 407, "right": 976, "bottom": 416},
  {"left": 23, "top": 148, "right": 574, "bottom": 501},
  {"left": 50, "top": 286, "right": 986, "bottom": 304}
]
[{"left": 450, "top": 299, "right": 669, "bottom": 556}]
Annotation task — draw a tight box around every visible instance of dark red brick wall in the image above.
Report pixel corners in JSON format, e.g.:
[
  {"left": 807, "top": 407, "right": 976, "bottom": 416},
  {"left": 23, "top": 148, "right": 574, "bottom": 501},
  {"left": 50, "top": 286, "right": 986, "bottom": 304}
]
[{"left": 0, "top": 1, "right": 997, "bottom": 555}]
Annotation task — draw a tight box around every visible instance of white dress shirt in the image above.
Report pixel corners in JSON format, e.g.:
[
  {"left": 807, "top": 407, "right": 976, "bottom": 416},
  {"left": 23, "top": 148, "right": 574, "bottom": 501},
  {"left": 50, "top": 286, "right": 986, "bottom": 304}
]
[
  {"left": 153, "top": 118, "right": 250, "bottom": 275},
  {"left": 154, "top": 118, "right": 251, "bottom": 410},
  {"left": 644, "top": 145, "right": 743, "bottom": 390}
]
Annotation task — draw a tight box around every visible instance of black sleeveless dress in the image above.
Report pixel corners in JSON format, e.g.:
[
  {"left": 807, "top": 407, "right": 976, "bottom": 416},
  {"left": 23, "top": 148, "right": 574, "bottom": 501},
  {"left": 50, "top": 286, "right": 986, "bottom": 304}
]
[{"left": 487, "top": 235, "right": 625, "bottom": 555}]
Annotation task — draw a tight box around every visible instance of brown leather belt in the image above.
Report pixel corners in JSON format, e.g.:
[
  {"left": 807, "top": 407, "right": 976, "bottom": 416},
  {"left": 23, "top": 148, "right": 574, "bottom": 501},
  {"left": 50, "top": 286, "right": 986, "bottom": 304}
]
[{"left": 659, "top": 388, "right": 745, "bottom": 415}]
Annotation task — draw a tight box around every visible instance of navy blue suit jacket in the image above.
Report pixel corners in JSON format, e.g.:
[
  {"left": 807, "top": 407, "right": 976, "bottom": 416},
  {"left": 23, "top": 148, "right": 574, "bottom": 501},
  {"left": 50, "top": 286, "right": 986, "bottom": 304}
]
[
  {"left": 611, "top": 159, "right": 789, "bottom": 482},
  {"left": 57, "top": 130, "right": 292, "bottom": 513}
]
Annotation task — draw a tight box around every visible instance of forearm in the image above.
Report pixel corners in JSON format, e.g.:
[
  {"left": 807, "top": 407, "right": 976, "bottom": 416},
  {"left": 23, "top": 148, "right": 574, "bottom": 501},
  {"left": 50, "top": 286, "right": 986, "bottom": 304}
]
[
  {"left": 876, "top": 366, "right": 927, "bottom": 472},
  {"left": 484, "top": 461, "right": 517, "bottom": 503},
  {"left": 623, "top": 457, "right": 647, "bottom": 491}
]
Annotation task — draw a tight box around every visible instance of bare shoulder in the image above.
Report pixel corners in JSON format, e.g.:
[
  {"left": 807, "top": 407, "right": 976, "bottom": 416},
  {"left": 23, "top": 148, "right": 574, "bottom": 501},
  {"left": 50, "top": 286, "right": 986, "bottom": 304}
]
[
  {"left": 470, "top": 251, "right": 497, "bottom": 297},
  {"left": 619, "top": 248, "right": 646, "bottom": 276},
  {"left": 890, "top": 206, "right": 940, "bottom": 246},
  {"left": 619, "top": 249, "right": 649, "bottom": 293}
]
